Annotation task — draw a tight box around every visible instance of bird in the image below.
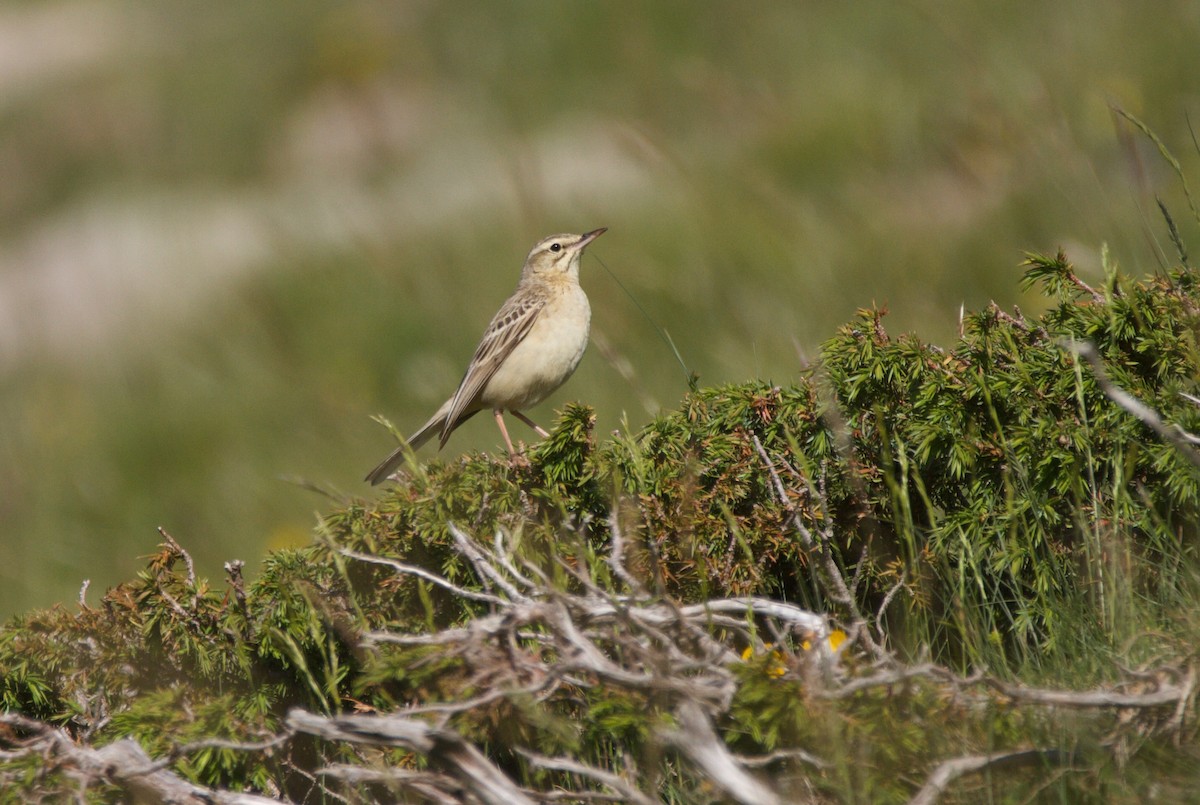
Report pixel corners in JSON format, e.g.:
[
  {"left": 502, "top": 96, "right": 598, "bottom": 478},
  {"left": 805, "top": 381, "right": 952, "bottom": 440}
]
[{"left": 365, "top": 228, "right": 606, "bottom": 485}]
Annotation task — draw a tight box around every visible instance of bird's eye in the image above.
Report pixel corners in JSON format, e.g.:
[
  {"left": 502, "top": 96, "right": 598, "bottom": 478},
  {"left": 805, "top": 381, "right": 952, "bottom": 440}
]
[{"left": 549, "top": 243, "right": 562, "bottom": 252}]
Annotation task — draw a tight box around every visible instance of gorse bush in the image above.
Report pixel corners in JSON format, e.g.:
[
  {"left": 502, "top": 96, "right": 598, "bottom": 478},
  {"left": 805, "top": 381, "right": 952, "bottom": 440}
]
[{"left": 2, "top": 251, "right": 1199, "bottom": 802}]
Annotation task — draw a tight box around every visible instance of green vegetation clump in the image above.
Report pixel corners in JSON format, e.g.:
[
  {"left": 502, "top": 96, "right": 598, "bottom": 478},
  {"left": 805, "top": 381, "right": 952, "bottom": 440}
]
[{"left": 2, "top": 253, "right": 1199, "bottom": 802}]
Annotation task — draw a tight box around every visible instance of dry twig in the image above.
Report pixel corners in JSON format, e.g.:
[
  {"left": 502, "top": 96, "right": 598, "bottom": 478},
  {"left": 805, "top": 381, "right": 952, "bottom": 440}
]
[
  {"left": 0, "top": 714, "right": 281, "bottom": 805},
  {"left": 659, "top": 702, "right": 785, "bottom": 805},
  {"left": 287, "top": 709, "right": 534, "bottom": 805},
  {"left": 908, "top": 748, "right": 1073, "bottom": 805},
  {"left": 1067, "top": 340, "right": 1200, "bottom": 468}
]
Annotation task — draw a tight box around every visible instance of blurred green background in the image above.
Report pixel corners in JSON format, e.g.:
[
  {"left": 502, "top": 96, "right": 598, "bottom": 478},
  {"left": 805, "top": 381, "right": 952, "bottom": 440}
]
[{"left": 1, "top": 0, "right": 1198, "bottom": 618}]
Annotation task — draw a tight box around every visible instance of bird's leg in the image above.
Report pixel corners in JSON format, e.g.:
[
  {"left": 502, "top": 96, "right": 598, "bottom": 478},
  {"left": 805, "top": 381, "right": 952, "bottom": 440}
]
[
  {"left": 511, "top": 410, "right": 550, "bottom": 438},
  {"left": 493, "top": 409, "right": 518, "bottom": 454}
]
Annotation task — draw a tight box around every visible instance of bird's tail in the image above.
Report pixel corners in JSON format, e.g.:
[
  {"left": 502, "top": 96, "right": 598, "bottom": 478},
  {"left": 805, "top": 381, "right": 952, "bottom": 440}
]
[
  {"left": 363, "top": 406, "right": 447, "bottom": 485},
  {"left": 363, "top": 443, "right": 408, "bottom": 486}
]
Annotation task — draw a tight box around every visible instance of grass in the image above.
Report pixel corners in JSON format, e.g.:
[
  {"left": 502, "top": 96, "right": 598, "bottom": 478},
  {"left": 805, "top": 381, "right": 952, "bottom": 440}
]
[{"left": 2, "top": 0, "right": 1199, "bottom": 624}]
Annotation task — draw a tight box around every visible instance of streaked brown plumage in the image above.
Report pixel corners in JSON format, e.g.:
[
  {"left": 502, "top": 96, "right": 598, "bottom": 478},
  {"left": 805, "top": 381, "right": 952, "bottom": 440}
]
[{"left": 365, "top": 228, "right": 605, "bottom": 484}]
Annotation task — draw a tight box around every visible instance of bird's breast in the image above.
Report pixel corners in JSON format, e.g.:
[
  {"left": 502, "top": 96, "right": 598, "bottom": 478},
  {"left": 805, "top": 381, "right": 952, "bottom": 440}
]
[{"left": 479, "top": 285, "right": 591, "bottom": 411}]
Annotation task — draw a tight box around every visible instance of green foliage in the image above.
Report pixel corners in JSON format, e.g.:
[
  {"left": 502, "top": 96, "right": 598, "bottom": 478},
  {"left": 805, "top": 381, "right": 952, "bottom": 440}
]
[
  {"left": 9, "top": 2, "right": 1200, "bottom": 628},
  {"left": 108, "top": 689, "right": 281, "bottom": 790},
  {"left": 3, "top": 254, "right": 1200, "bottom": 800}
]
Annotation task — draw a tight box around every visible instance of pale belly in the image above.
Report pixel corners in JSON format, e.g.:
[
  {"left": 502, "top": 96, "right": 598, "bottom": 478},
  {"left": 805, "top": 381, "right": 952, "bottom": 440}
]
[{"left": 479, "top": 286, "right": 591, "bottom": 411}]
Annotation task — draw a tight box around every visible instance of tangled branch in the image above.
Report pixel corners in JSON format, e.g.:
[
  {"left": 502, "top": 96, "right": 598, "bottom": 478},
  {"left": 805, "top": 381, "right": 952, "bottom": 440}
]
[
  {"left": 4, "top": 522, "right": 1194, "bottom": 804},
  {"left": 0, "top": 714, "right": 282, "bottom": 805}
]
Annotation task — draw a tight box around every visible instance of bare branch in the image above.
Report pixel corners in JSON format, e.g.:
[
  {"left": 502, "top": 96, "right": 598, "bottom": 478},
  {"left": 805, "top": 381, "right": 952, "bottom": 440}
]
[
  {"left": 0, "top": 714, "right": 282, "bottom": 804},
  {"left": 1167, "top": 664, "right": 1197, "bottom": 734},
  {"left": 518, "top": 749, "right": 658, "bottom": 805},
  {"left": 1067, "top": 340, "right": 1200, "bottom": 468},
  {"left": 607, "top": 507, "right": 647, "bottom": 595},
  {"left": 736, "top": 747, "right": 828, "bottom": 770},
  {"left": 339, "top": 547, "right": 505, "bottom": 605},
  {"left": 286, "top": 709, "right": 535, "bottom": 805},
  {"left": 681, "top": 597, "right": 826, "bottom": 635},
  {"left": 908, "top": 748, "right": 1073, "bottom": 805},
  {"left": 751, "top": 434, "right": 886, "bottom": 659},
  {"left": 401, "top": 679, "right": 557, "bottom": 717},
  {"left": 659, "top": 702, "right": 784, "bottom": 805},
  {"left": 125, "top": 732, "right": 294, "bottom": 778},
  {"left": 825, "top": 663, "right": 952, "bottom": 697},
  {"left": 9, "top": 519, "right": 1196, "bottom": 804},
  {"left": 876, "top": 570, "right": 907, "bottom": 624},
  {"left": 449, "top": 522, "right": 529, "bottom": 602},
  {"left": 822, "top": 661, "right": 1192, "bottom": 714},
  {"left": 491, "top": 529, "right": 538, "bottom": 591},
  {"left": 317, "top": 765, "right": 463, "bottom": 804},
  {"left": 984, "top": 676, "right": 1190, "bottom": 709},
  {"left": 158, "top": 526, "right": 197, "bottom": 588}
]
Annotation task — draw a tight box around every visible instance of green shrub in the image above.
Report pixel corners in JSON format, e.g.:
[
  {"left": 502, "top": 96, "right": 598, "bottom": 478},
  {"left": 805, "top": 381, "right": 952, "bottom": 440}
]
[{"left": 2, "top": 251, "right": 1199, "bottom": 801}]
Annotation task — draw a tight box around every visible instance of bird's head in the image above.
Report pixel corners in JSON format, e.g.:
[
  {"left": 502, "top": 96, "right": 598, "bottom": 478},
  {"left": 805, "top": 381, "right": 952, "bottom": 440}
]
[{"left": 522, "top": 228, "right": 607, "bottom": 281}]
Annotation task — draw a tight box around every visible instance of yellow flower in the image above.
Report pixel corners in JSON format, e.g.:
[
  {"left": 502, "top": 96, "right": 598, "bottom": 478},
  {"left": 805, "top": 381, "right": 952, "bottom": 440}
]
[
  {"left": 802, "top": 629, "right": 847, "bottom": 653},
  {"left": 741, "top": 643, "right": 787, "bottom": 678}
]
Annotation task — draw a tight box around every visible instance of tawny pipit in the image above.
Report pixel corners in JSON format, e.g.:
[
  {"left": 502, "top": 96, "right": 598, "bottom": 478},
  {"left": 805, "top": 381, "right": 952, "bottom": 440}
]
[{"left": 365, "top": 228, "right": 606, "bottom": 485}]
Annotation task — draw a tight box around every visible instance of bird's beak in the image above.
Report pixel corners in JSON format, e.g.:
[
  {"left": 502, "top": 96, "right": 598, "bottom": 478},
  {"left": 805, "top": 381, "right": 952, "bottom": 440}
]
[{"left": 576, "top": 227, "right": 607, "bottom": 249}]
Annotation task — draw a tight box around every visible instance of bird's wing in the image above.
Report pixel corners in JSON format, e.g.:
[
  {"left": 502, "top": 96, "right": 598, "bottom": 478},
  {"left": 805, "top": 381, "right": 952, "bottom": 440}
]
[{"left": 440, "top": 291, "right": 544, "bottom": 444}]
